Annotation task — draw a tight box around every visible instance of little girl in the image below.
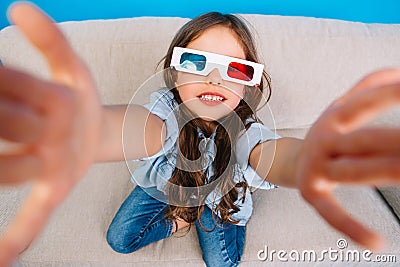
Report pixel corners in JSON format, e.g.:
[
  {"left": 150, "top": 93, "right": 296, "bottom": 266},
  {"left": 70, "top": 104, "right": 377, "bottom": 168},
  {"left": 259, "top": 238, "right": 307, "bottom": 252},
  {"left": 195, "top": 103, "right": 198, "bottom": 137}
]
[
  {"left": 1, "top": 3, "right": 400, "bottom": 267},
  {"left": 107, "top": 12, "right": 280, "bottom": 266}
]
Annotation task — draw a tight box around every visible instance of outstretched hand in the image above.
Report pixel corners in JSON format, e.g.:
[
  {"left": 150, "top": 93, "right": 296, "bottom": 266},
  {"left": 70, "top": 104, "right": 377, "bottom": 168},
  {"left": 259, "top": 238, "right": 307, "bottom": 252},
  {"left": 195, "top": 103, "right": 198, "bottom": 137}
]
[
  {"left": 0, "top": 3, "right": 102, "bottom": 265},
  {"left": 297, "top": 68, "right": 400, "bottom": 251}
]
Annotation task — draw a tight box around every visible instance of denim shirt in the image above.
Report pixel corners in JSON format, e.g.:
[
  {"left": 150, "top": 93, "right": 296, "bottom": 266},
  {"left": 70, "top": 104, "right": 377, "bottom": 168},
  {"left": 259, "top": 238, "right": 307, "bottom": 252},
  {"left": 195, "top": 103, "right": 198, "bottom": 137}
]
[{"left": 131, "top": 89, "right": 280, "bottom": 225}]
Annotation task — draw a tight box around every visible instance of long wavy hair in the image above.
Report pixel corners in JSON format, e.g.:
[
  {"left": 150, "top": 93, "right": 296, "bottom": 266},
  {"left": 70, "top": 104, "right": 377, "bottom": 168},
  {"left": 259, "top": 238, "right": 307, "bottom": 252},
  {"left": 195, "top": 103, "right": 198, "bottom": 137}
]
[{"left": 159, "top": 12, "right": 272, "bottom": 231}]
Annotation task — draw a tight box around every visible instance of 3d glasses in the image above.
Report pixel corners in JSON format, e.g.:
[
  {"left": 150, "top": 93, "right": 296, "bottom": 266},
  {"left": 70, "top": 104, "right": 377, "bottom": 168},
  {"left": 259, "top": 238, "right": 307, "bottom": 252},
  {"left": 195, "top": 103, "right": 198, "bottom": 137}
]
[{"left": 170, "top": 47, "right": 264, "bottom": 86}]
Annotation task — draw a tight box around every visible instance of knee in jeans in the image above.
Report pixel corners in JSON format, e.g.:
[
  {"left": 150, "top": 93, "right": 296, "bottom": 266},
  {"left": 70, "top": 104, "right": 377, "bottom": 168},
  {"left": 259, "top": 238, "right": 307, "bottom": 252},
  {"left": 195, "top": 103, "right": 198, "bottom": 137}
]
[
  {"left": 202, "top": 244, "right": 241, "bottom": 267},
  {"left": 106, "top": 228, "right": 129, "bottom": 254},
  {"left": 106, "top": 227, "right": 142, "bottom": 254}
]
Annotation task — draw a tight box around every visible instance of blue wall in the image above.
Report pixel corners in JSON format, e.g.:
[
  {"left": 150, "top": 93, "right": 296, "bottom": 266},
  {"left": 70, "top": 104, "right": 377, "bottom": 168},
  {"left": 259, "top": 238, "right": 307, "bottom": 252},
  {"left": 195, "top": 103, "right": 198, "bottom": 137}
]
[{"left": 1, "top": 0, "right": 400, "bottom": 30}]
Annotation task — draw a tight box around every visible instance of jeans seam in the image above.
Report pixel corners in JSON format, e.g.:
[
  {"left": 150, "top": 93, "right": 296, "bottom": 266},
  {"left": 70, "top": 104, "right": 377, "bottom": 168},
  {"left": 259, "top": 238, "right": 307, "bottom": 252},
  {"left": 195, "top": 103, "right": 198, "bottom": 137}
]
[
  {"left": 135, "top": 203, "right": 169, "bottom": 243},
  {"left": 166, "top": 218, "right": 174, "bottom": 236},
  {"left": 217, "top": 225, "right": 238, "bottom": 267}
]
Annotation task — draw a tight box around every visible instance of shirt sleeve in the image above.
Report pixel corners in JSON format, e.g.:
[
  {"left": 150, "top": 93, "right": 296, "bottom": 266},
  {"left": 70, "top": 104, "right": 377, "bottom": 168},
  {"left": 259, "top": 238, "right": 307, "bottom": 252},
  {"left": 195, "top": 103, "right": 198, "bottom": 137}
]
[
  {"left": 235, "top": 122, "right": 281, "bottom": 190},
  {"left": 133, "top": 89, "right": 179, "bottom": 161}
]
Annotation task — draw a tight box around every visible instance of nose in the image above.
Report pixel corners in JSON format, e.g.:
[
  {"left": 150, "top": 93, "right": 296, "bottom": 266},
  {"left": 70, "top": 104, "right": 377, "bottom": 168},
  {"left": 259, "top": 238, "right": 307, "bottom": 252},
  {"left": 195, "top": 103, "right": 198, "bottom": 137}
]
[{"left": 206, "top": 68, "right": 223, "bottom": 85}]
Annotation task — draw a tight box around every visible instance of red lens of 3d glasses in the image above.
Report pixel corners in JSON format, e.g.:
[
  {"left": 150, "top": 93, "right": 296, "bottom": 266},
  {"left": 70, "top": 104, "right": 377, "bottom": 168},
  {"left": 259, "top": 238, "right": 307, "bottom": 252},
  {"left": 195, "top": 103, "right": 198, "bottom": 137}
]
[{"left": 227, "top": 62, "right": 254, "bottom": 81}]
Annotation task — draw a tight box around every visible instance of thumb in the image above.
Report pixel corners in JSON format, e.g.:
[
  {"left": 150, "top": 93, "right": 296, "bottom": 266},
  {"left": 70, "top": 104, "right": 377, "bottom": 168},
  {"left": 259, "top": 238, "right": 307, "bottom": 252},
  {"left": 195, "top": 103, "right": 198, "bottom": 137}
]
[{"left": 7, "top": 2, "right": 92, "bottom": 89}]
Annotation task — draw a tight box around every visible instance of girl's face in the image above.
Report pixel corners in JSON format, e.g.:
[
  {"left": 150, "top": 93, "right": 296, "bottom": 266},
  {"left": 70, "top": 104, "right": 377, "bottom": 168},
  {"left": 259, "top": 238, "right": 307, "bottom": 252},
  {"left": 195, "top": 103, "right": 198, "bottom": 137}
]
[{"left": 175, "top": 25, "right": 246, "bottom": 121}]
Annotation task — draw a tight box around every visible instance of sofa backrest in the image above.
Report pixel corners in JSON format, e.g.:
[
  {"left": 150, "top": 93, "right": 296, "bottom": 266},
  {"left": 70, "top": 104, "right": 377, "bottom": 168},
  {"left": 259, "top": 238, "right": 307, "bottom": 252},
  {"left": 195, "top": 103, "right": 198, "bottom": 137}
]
[{"left": 1, "top": 15, "right": 400, "bottom": 131}]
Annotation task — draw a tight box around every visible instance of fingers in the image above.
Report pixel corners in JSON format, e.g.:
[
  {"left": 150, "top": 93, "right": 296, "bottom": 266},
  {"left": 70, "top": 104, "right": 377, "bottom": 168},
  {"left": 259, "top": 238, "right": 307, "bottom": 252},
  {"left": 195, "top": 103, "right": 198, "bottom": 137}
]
[
  {"left": 0, "top": 3, "right": 98, "bottom": 265},
  {"left": 0, "top": 68, "right": 47, "bottom": 143},
  {"left": 325, "top": 128, "right": 400, "bottom": 185},
  {"left": 8, "top": 2, "right": 90, "bottom": 88},
  {"left": 309, "top": 128, "right": 400, "bottom": 185},
  {"left": 333, "top": 128, "right": 400, "bottom": 156},
  {"left": 0, "top": 67, "right": 60, "bottom": 109},
  {"left": 0, "top": 152, "right": 41, "bottom": 184},
  {"left": 0, "top": 67, "right": 75, "bottom": 145},
  {"left": 298, "top": 70, "right": 400, "bottom": 252},
  {"left": 0, "top": 98, "right": 43, "bottom": 143},
  {"left": 327, "top": 82, "right": 400, "bottom": 133},
  {"left": 326, "top": 157, "right": 400, "bottom": 185},
  {"left": 302, "top": 188, "right": 385, "bottom": 251}
]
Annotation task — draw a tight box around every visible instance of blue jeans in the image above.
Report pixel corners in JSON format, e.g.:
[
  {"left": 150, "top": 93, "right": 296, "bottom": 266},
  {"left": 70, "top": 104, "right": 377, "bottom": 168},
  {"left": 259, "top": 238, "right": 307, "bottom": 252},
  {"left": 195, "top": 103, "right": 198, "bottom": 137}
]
[{"left": 106, "top": 186, "right": 246, "bottom": 267}]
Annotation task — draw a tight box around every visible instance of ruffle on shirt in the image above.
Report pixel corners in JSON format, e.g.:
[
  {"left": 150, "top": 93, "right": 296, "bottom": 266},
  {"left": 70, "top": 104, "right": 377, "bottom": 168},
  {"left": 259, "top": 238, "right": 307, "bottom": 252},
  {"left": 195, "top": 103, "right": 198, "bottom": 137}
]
[
  {"left": 197, "top": 128, "right": 217, "bottom": 173},
  {"left": 235, "top": 122, "right": 281, "bottom": 190}
]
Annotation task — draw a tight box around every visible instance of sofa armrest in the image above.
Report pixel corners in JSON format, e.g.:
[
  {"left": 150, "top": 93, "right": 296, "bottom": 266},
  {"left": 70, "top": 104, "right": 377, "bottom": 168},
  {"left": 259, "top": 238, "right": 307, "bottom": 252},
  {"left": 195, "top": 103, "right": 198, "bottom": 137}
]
[{"left": 378, "top": 187, "right": 400, "bottom": 222}]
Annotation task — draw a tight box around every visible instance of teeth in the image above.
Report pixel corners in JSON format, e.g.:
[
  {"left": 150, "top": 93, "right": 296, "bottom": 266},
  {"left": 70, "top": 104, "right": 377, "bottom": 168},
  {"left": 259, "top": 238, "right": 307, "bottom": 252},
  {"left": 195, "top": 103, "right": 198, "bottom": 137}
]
[{"left": 199, "top": 95, "right": 224, "bottom": 101}]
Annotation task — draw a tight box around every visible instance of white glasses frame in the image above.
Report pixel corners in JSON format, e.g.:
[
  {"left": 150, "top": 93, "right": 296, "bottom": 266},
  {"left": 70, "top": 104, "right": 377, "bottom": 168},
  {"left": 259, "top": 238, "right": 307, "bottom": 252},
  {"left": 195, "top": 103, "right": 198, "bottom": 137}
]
[{"left": 170, "top": 47, "right": 264, "bottom": 86}]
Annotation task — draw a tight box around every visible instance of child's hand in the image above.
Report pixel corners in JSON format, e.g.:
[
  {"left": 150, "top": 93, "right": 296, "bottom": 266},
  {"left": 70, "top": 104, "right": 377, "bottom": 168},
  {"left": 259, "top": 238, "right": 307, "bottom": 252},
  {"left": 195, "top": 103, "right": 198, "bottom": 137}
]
[
  {"left": 0, "top": 3, "right": 102, "bottom": 264},
  {"left": 296, "top": 68, "right": 400, "bottom": 251}
]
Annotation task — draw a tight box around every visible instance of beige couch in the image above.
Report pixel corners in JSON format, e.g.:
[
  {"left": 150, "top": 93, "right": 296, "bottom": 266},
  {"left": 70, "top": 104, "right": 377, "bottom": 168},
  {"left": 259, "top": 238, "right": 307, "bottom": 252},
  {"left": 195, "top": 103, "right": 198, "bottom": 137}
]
[{"left": 1, "top": 14, "right": 400, "bottom": 266}]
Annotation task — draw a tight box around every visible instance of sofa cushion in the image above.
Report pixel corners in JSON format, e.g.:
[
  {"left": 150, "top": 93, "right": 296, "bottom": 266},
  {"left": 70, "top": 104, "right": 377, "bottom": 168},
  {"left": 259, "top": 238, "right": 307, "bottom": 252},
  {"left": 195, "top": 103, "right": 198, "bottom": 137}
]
[{"left": 1, "top": 14, "right": 400, "bottom": 266}]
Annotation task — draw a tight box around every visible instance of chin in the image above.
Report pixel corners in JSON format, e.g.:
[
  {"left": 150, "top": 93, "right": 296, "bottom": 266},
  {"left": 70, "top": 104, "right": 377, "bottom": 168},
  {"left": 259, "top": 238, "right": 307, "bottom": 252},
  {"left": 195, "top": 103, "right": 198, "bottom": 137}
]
[
  {"left": 196, "top": 111, "right": 234, "bottom": 122},
  {"left": 198, "top": 115, "right": 218, "bottom": 122}
]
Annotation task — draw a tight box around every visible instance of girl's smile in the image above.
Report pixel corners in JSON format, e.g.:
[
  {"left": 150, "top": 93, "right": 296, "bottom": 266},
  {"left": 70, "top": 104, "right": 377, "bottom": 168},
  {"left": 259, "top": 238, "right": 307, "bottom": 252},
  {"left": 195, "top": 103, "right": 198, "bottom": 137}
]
[{"left": 197, "top": 91, "right": 226, "bottom": 106}]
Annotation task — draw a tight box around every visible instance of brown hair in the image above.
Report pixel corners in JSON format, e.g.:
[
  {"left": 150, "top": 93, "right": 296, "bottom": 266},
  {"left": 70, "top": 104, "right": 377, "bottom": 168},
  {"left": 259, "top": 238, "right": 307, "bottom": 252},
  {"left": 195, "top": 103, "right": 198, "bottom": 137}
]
[{"left": 160, "top": 12, "right": 272, "bottom": 231}]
